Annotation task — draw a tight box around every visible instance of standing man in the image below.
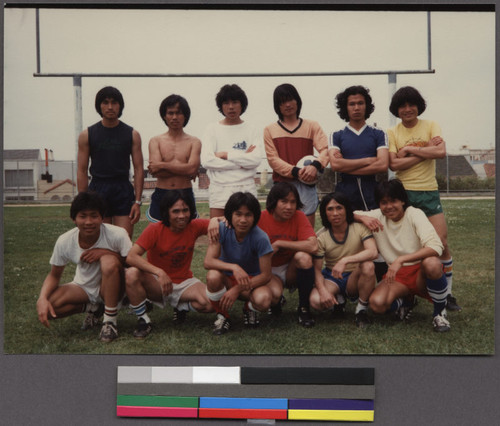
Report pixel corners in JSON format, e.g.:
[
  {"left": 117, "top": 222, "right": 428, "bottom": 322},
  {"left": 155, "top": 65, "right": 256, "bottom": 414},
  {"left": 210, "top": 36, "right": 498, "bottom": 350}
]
[
  {"left": 146, "top": 94, "right": 201, "bottom": 222},
  {"left": 201, "top": 84, "right": 262, "bottom": 218},
  {"left": 387, "top": 86, "right": 460, "bottom": 311},
  {"left": 36, "top": 192, "right": 132, "bottom": 343},
  {"left": 258, "top": 182, "right": 318, "bottom": 327},
  {"left": 264, "top": 83, "right": 329, "bottom": 227},
  {"left": 329, "top": 85, "right": 389, "bottom": 211},
  {"left": 77, "top": 86, "right": 144, "bottom": 238}
]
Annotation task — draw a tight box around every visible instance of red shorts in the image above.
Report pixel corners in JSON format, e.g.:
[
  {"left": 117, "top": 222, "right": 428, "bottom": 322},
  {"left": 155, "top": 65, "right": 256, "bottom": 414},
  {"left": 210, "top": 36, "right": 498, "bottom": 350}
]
[{"left": 384, "top": 263, "right": 431, "bottom": 300}]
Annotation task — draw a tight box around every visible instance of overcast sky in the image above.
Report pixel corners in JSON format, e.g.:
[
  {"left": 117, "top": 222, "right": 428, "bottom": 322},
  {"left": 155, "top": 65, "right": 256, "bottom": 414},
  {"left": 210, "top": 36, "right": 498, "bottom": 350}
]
[{"left": 3, "top": 7, "right": 495, "bottom": 162}]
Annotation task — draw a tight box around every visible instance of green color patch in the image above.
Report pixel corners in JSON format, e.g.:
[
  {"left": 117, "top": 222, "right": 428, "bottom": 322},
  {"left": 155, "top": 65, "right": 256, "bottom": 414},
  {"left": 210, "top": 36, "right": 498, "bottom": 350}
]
[{"left": 117, "top": 394, "right": 198, "bottom": 408}]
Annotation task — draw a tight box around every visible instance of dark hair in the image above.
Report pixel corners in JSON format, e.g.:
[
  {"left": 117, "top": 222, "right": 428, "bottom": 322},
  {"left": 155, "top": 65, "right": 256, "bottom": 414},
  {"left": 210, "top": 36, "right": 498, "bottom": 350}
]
[
  {"left": 159, "top": 94, "right": 191, "bottom": 127},
  {"left": 70, "top": 191, "right": 106, "bottom": 220},
  {"left": 374, "top": 179, "right": 409, "bottom": 210},
  {"left": 224, "top": 192, "right": 261, "bottom": 229},
  {"left": 273, "top": 83, "right": 302, "bottom": 120},
  {"left": 389, "top": 86, "right": 426, "bottom": 118},
  {"left": 319, "top": 192, "right": 354, "bottom": 229},
  {"left": 95, "top": 86, "right": 124, "bottom": 117},
  {"left": 335, "top": 85, "right": 375, "bottom": 122},
  {"left": 215, "top": 84, "right": 248, "bottom": 116},
  {"left": 159, "top": 190, "right": 196, "bottom": 226},
  {"left": 266, "top": 182, "right": 303, "bottom": 213}
]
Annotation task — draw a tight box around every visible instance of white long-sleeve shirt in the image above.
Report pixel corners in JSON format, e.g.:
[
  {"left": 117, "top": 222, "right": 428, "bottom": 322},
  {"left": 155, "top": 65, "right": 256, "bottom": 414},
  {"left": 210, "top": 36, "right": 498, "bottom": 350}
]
[{"left": 201, "top": 121, "right": 262, "bottom": 186}]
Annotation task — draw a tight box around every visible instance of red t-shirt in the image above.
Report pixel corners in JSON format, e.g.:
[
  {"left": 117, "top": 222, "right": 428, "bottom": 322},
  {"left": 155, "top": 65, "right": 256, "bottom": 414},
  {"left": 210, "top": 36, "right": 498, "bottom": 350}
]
[
  {"left": 258, "top": 210, "right": 316, "bottom": 267},
  {"left": 135, "top": 219, "right": 209, "bottom": 283}
]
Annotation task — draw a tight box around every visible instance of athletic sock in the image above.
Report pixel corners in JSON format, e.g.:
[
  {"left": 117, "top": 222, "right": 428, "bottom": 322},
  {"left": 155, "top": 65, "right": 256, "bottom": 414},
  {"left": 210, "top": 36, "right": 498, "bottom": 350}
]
[
  {"left": 130, "top": 300, "right": 151, "bottom": 323},
  {"left": 389, "top": 298, "right": 403, "bottom": 313},
  {"left": 206, "top": 288, "right": 229, "bottom": 318},
  {"left": 244, "top": 301, "right": 258, "bottom": 313},
  {"left": 426, "top": 274, "right": 448, "bottom": 317},
  {"left": 296, "top": 267, "right": 315, "bottom": 309},
  {"left": 441, "top": 258, "right": 453, "bottom": 294},
  {"left": 355, "top": 298, "right": 369, "bottom": 315},
  {"left": 103, "top": 305, "right": 118, "bottom": 326}
]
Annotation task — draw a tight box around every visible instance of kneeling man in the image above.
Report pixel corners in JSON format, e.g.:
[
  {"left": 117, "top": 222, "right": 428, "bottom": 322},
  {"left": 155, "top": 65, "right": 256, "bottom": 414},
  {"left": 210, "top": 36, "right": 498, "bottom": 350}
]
[
  {"left": 125, "top": 190, "right": 217, "bottom": 339},
  {"left": 311, "top": 192, "right": 378, "bottom": 328},
  {"left": 36, "top": 191, "right": 132, "bottom": 343}
]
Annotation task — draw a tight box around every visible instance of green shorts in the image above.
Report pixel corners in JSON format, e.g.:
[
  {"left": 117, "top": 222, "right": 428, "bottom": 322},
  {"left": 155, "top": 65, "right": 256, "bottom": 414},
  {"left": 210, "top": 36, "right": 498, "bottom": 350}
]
[{"left": 406, "top": 190, "right": 443, "bottom": 217}]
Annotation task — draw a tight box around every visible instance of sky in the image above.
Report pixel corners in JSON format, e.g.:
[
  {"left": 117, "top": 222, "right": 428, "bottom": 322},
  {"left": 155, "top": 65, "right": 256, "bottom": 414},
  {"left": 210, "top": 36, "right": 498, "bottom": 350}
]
[{"left": 3, "top": 7, "right": 495, "bottom": 163}]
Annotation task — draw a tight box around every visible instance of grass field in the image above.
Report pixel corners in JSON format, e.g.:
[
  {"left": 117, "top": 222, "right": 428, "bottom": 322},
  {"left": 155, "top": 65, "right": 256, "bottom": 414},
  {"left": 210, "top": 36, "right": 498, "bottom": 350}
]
[{"left": 3, "top": 199, "right": 495, "bottom": 355}]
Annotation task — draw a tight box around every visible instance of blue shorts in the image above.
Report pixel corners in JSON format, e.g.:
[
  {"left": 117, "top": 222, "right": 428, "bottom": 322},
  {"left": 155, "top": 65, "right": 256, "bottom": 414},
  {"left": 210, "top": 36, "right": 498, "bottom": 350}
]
[
  {"left": 321, "top": 268, "right": 355, "bottom": 299},
  {"left": 336, "top": 177, "right": 378, "bottom": 211},
  {"left": 289, "top": 180, "right": 319, "bottom": 216},
  {"left": 89, "top": 178, "right": 134, "bottom": 217},
  {"left": 146, "top": 187, "right": 198, "bottom": 223}
]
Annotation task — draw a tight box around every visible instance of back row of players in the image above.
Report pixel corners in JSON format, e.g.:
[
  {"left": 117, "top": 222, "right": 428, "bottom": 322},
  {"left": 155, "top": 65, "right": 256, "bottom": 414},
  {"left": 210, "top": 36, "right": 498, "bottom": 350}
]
[{"left": 37, "top": 83, "right": 459, "bottom": 342}]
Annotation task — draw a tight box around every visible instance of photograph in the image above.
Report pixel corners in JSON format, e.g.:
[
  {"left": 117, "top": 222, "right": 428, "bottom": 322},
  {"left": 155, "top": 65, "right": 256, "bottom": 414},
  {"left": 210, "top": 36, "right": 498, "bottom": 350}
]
[{"left": 1, "top": 2, "right": 498, "bottom": 424}]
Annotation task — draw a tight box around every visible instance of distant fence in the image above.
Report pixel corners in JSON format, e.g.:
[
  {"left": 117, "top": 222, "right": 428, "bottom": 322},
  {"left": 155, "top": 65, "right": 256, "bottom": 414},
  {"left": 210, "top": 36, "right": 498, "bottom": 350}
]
[{"left": 2, "top": 160, "right": 495, "bottom": 204}]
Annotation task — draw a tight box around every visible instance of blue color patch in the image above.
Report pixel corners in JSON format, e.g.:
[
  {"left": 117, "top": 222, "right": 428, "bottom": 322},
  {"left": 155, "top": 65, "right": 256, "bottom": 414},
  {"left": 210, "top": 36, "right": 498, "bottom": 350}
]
[{"left": 199, "top": 397, "right": 288, "bottom": 410}]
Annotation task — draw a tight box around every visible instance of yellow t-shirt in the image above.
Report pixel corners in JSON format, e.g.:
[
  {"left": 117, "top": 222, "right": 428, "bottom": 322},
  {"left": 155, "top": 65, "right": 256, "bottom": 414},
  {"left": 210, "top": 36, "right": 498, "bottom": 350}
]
[{"left": 387, "top": 120, "right": 441, "bottom": 191}]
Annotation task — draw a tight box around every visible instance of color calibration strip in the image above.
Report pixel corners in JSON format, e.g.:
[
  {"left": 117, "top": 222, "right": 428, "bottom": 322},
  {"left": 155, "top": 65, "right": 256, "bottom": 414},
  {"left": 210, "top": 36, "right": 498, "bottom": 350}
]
[{"left": 117, "top": 366, "right": 375, "bottom": 422}]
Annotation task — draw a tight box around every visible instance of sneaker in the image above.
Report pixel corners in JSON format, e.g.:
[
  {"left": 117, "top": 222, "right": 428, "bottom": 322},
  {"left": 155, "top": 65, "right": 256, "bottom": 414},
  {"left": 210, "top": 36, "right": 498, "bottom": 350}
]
[
  {"left": 433, "top": 309, "right": 451, "bottom": 333},
  {"left": 81, "top": 303, "right": 104, "bottom": 330},
  {"left": 133, "top": 318, "right": 152, "bottom": 339},
  {"left": 331, "top": 301, "right": 346, "bottom": 319},
  {"left": 213, "top": 314, "right": 231, "bottom": 335},
  {"left": 99, "top": 322, "right": 118, "bottom": 342},
  {"left": 446, "top": 294, "right": 462, "bottom": 312},
  {"left": 268, "top": 295, "right": 286, "bottom": 316},
  {"left": 395, "top": 296, "right": 418, "bottom": 321},
  {"left": 297, "top": 306, "right": 315, "bottom": 328},
  {"left": 173, "top": 308, "right": 188, "bottom": 325},
  {"left": 243, "top": 307, "right": 260, "bottom": 327},
  {"left": 355, "top": 309, "right": 372, "bottom": 329}
]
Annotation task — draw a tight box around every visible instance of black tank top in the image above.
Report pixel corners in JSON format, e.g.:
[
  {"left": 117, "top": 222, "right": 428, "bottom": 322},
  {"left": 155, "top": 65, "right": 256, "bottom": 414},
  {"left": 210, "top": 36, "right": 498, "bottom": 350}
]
[{"left": 88, "top": 121, "right": 133, "bottom": 180}]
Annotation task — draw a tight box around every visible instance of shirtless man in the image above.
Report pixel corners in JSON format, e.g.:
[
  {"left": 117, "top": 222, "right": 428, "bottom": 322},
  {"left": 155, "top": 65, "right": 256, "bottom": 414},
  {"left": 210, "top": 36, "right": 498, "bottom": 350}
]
[{"left": 146, "top": 94, "right": 201, "bottom": 222}]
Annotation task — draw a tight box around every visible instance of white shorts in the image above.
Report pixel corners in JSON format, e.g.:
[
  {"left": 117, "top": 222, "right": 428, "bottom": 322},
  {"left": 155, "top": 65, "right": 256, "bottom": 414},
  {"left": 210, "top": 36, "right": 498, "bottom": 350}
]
[
  {"left": 153, "top": 277, "right": 201, "bottom": 311},
  {"left": 290, "top": 180, "right": 319, "bottom": 216},
  {"left": 272, "top": 263, "right": 289, "bottom": 285},
  {"left": 209, "top": 181, "right": 257, "bottom": 209},
  {"left": 63, "top": 281, "right": 102, "bottom": 305}
]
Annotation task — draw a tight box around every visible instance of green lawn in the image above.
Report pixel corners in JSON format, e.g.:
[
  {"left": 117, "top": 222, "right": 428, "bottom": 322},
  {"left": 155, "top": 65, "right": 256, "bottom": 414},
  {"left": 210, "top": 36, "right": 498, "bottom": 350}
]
[{"left": 3, "top": 199, "right": 495, "bottom": 355}]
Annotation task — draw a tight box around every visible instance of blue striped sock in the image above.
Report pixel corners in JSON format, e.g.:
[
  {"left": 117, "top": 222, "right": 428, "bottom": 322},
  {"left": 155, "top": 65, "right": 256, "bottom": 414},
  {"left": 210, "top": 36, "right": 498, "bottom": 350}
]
[{"left": 426, "top": 275, "right": 448, "bottom": 316}]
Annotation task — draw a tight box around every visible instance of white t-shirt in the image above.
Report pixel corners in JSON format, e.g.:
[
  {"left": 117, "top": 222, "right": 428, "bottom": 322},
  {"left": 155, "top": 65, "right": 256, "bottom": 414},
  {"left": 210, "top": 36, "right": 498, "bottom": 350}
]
[
  {"left": 201, "top": 121, "right": 262, "bottom": 186},
  {"left": 50, "top": 223, "right": 132, "bottom": 289}
]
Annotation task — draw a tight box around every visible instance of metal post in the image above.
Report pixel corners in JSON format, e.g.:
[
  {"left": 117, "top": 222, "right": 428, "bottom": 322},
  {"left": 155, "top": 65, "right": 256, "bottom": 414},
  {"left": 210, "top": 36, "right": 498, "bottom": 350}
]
[
  {"left": 73, "top": 75, "right": 82, "bottom": 183},
  {"left": 427, "top": 12, "right": 432, "bottom": 70},
  {"left": 388, "top": 73, "right": 398, "bottom": 179}
]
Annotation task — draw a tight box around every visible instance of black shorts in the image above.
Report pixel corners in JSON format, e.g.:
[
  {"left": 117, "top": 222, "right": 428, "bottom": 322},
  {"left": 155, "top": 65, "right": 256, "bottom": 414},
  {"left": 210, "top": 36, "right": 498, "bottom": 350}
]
[{"left": 89, "top": 178, "right": 135, "bottom": 217}]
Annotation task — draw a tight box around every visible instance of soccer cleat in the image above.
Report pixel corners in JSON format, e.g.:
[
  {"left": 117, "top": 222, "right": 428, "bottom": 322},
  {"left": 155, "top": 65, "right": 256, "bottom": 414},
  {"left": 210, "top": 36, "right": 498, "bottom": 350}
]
[
  {"left": 173, "top": 308, "right": 188, "bottom": 325},
  {"left": 355, "top": 309, "right": 372, "bottom": 329},
  {"left": 446, "top": 294, "right": 462, "bottom": 312},
  {"left": 81, "top": 303, "right": 104, "bottom": 330},
  {"left": 268, "top": 295, "right": 286, "bottom": 316},
  {"left": 213, "top": 314, "right": 231, "bottom": 335},
  {"left": 297, "top": 306, "right": 315, "bottom": 328},
  {"left": 433, "top": 309, "right": 451, "bottom": 333},
  {"left": 133, "top": 318, "right": 152, "bottom": 339},
  {"left": 99, "top": 322, "right": 118, "bottom": 342},
  {"left": 331, "top": 301, "right": 346, "bottom": 319},
  {"left": 243, "top": 307, "right": 260, "bottom": 327},
  {"left": 395, "top": 296, "right": 418, "bottom": 321}
]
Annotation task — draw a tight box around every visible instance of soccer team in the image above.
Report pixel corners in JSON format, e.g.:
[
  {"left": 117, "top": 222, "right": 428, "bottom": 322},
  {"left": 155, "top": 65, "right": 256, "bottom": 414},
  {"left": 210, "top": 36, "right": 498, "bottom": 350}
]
[{"left": 36, "top": 83, "right": 461, "bottom": 343}]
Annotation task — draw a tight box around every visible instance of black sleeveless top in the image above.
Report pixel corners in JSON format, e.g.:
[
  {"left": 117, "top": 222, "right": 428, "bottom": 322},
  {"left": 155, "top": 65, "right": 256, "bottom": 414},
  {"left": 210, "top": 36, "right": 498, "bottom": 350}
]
[{"left": 88, "top": 121, "right": 133, "bottom": 180}]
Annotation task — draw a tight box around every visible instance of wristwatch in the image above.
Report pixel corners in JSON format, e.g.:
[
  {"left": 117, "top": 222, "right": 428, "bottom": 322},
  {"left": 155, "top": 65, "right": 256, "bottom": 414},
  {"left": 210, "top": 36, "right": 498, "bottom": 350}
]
[{"left": 135, "top": 200, "right": 143, "bottom": 206}]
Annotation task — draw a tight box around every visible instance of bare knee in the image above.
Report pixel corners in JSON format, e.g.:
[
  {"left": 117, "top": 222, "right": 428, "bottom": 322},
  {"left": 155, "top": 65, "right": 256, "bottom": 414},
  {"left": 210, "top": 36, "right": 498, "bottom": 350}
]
[
  {"left": 294, "top": 252, "right": 313, "bottom": 269},
  {"left": 206, "top": 270, "right": 224, "bottom": 291},
  {"left": 422, "top": 257, "right": 443, "bottom": 279},
  {"left": 369, "top": 292, "right": 388, "bottom": 314},
  {"left": 100, "top": 255, "right": 121, "bottom": 277}
]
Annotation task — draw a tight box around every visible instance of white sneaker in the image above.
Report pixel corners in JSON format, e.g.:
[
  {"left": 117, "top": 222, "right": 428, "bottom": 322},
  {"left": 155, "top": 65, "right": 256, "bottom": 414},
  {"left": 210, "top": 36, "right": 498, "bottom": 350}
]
[{"left": 432, "top": 309, "right": 450, "bottom": 333}]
